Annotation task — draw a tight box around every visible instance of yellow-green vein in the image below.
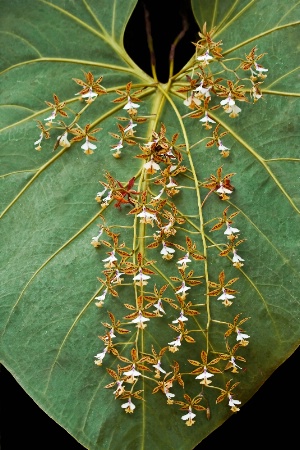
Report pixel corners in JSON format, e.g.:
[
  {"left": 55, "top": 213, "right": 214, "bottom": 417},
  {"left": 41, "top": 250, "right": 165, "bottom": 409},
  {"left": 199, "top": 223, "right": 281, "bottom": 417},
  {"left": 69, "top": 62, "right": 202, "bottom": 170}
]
[
  {"left": 211, "top": 0, "right": 218, "bottom": 30},
  {"left": 156, "top": 84, "right": 211, "bottom": 352},
  {"left": 226, "top": 199, "right": 300, "bottom": 278},
  {"left": 0, "top": 57, "right": 140, "bottom": 77},
  {"left": 2, "top": 210, "right": 101, "bottom": 338},
  {"left": 204, "top": 233, "right": 282, "bottom": 341},
  {"left": 0, "top": 169, "right": 38, "bottom": 179},
  {"left": 276, "top": 1, "right": 300, "bottom": 26},
  {"left": 43, "top": 289, "right": 97, "bottom": 393},
  {"left": 223, "top": 21, "right": 300, "bottom": 56},
  {"left": 0, "top": 146, "right": 69, "bottom": 218},
  {"left": 0, "top": 97, "right": 78, "bottom": 132},
  {"left": 264, "top": 66, "right": 300, "bottom": 90},
  {"left": 0, "top": 31, "right": 42, "bottom": 58},
  {"left": 210, "top": 114, "right": 300, "bottom": 215},
  {"left": 263, "top": 90, "right": 300, "bottom": 97},
  {"left": 213, "top": 0, "right": 239, "bottom": 34},
  {"left": 39, "top": 0, "right": 146, "bottom": 77},
  {"left": 214, "top": 0, "right": 256, "bottom": 39}
]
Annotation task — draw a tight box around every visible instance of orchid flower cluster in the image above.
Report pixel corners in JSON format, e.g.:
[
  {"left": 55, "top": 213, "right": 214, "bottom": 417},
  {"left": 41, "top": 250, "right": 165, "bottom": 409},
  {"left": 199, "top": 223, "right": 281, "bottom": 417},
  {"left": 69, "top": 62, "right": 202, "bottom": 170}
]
[
  {"left": 178, "top": 23, "right": 268, "bottom": 158},
  {"left": 34, "top": 72, "right": 106, "bottom": 153},
  {"left": 92, "top": 159, "right": 249, "bottom": 424},
  {"left": 33, "top": 24, "right": 268, "bottom": 427}
]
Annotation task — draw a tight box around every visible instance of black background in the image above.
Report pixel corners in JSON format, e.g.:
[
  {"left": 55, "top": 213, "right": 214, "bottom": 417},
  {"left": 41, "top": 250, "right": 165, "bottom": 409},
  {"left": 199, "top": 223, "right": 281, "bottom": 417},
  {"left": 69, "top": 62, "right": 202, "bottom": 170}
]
[
  {"left": 1, "top": 349, "right": 299, "bottom": 448},
  {"left": 1, "top": 0, "right": 298, "bottom": 448}
]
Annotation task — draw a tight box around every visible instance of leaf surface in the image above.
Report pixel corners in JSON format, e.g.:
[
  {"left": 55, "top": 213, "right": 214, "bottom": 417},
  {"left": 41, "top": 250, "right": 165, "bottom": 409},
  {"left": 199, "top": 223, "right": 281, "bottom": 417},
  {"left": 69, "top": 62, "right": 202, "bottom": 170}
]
[{"left": 1, "top": 1, "right": 299, "bottom": 449}]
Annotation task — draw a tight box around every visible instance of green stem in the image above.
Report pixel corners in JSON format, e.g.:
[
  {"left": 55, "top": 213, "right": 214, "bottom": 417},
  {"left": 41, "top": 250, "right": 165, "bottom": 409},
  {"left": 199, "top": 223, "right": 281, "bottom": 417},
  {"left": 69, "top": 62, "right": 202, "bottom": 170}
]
[{"left": 155, "top": 86, "right": 211, "bottom": 353}]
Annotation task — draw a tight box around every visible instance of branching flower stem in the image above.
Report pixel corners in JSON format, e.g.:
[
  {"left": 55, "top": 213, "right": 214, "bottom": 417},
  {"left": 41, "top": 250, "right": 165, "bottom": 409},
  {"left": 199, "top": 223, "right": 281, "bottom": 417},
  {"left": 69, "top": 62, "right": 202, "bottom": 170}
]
[{"left": 156, "top": 85, "right": 211, "bottom": 352}]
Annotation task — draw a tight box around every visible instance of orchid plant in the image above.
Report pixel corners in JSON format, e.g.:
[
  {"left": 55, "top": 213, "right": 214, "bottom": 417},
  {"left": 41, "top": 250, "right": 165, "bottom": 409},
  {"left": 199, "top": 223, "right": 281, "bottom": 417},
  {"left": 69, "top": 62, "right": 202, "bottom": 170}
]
[{"left": 1, "top": 1, "right": 299, "bottom": 449}]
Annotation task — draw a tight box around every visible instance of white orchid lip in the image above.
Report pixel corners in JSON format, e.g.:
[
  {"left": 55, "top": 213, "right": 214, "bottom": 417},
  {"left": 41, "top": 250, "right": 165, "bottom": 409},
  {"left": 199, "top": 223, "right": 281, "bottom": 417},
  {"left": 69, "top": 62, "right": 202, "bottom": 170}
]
[
  {"left": 172, "top": 310, "right": 188, "bottom": 323},
  {"left": 232, "top": 249, "right": 244, "bottom": 263},
  {"left": 225, "top": 103, "right": 242, "bottom": 116},
  {"left": 123, "top": 96, "right": 140, "bottom": 110},
  {"left": 95, "top": 288, "right": 108, "bottom": 302},
  {"left": 224, "top": 223, "right": 240, "bottom": 235},
  {"left": 175, "top": 282, "right": 191, "bottom": 295},
  {"left": 44, "top": 111, "right": 56, "bottom": 121},
  {"left": 217, "top": 290, "right": 235, "bottom": 300},
  {"left": 229, "top": 394, "right": 241, "bottom": 407},
  {"left": 34, "top": 133, "right": 43, "bottom": 149},
  {"left": 133, "top": 271, "right": 151, "bottom": 281},
  {"left": 177, "top": 253, "right": 191, "bottom": 266},
  {"left": 144, "top": 159, "right": 161, "bottom": 172},
  {"left": 181, "top": 409, "right": 196, "bottom": 421},
  {"left": 102, "top": 250, "right": 118, "bottom": 264},
  {"left": 196, "top": 50, "right": 213, "bottom": 63},
  {"left": 124, "top": 121, "right": 137, "bottom": 133},
  {"left": 254, "top": 62, "right": 268, "bottom": 72},
  {"left": 216, "top": 182, "right": 232, "bottom": 194},
  {"left": 160, "top": 242, "right": 175, "bottom": 255},
  {"left": 121, "top": 398, "right": 136, "bottom": 412},
  {"left": 194, "top": 82, "right": 211, "bottom": 97},
  {"left": 111, "top": 140, "right": 123, "bottom": 151},
  {"left": 58, "top": 131, "right": 70, "bottom": 147},
  {"left": 195, "top": 367, "right": 214, "bottom": 380},
  {"left": 130, "top": 312, "right": 150, "bottom": 325},
  {"left": 199, "top": 112, "right": 216, "bottom": 124},
  {"left": 184, "top": 95, "right": 202, "bottom": 107},
  {"left": 168, "top": 336, "right": 181, "bottom": 347},
  {"left": 153, "top": 299, "right": 165, "bottom": 314},
  {"left": 81, "top": 137, "right": 97, "bottom": 151},
  {"left": 81, "top": 88, "right": 98, "bottom": 101},
  {"left": 218, "top": 139, "right": 229, "bottom": 151},
  {"left": 236, "top": 330, "right": 250, "bottom": 341},
  {"left": 220, "top": 95, "right": 235, "bottom": 106},
  {"left": 151, "top": 188, "right": 164, "bottom": 200},
  {"left": 94, "top": 347, "right": 108, "bottom": 364},
  {"left": 123, "top": 365, "right": 141, "bottom": 377},
  {"left": 153, "top": 360, "right": 166, "bottom": 374}
]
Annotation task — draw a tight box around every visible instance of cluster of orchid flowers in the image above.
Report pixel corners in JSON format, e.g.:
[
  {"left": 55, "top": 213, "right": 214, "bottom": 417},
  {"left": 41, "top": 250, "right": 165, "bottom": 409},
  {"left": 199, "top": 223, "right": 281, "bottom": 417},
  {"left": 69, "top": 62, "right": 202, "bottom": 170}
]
[
  {"left": 108, "top": 82, "right": 148, "bottom": 158},
  {"left": 93, "top": 281, "right": 250, "bottom": 422},
  {"left": 93, "top": 283, "right": 250, "bottom": 423},
  {"left": 177, "top": 24, "right": 268, "bottom": 158},
  {"left": 86, "top": 33, "right": 260, "bottom": 420},
  {"left": 208, "top": 204, "right": 246, "bottom": 269},
  {"left": 32, "top": 23, "right": 267, "bottom": 428},
  {"left": 90, "top": 160, "right": 250, "bottom": 424},
  {"left": 34, "top": 72, "right": 106, "bottom": 154}
]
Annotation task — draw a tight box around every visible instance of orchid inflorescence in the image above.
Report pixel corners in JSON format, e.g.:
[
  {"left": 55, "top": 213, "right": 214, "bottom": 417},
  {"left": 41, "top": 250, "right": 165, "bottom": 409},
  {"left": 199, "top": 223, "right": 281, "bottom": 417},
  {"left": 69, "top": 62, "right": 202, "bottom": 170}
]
[{"left": 33, "top": 24, "right": 268, "bottom": 426}]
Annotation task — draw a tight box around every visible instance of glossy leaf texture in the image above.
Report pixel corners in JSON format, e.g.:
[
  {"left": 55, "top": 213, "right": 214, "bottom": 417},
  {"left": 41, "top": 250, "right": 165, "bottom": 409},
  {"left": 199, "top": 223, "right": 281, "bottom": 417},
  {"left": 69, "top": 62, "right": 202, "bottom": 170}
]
[{"left": 0, "top": 1, "right": 299, "bottom": 449}]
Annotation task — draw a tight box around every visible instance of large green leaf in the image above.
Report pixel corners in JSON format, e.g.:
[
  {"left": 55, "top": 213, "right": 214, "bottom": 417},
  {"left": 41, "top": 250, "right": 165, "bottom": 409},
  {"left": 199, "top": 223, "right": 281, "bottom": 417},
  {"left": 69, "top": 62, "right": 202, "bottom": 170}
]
[{"left": 1, "top": 1, "right": 299, "bottom": 449}]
